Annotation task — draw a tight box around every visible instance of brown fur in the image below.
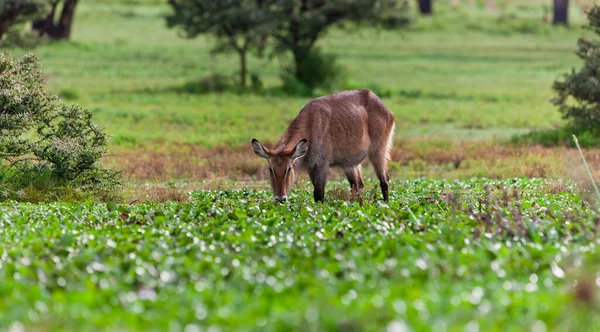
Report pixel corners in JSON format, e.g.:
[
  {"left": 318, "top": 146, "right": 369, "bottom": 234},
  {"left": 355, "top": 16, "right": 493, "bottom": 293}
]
[{"left": 252, "top": 89, "right": 395, "bottom": 202}]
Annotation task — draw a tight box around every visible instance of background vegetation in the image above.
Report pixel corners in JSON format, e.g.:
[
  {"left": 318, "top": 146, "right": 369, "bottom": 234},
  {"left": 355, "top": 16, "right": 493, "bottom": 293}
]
[
  {"left": 5, "top": 1, "right": 584, "bottom": 141},
  {"left": 2, "top": 0, "right": 593, "bottom": 187}
]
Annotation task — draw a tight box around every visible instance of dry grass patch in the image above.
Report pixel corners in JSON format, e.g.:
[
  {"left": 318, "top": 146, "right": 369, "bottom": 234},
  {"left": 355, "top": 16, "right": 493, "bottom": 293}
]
[
  {"left": 106, "top": 139, "right": 600, "bottom": 191},
  {"left": 107, "top": 143, "right": 271, "bottom": 182},
  {"left": 390, "top": 139, "right": 600, "bottom": 182}
]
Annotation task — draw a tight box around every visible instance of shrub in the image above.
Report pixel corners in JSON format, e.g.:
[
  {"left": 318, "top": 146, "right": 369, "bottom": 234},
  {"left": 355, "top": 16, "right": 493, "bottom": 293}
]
[
  {"left": 250, "top": 73, "right": 263, "bottom": 92},
  {"left": 281, "top": 48, "right": 346, "bottom": 96},
  {"left": 58, "top": 88, "right": 80, "bottom": 101},
  {"left": 512, "top": 126, "right": 600, "bottom": 148},
  {"left": 181, "top": 73, "right": 234, "bottom": 94},
  {"left": 281, "top": 75, "right": 313, "bottom": 96},
  {"left": 0, "top": 52, "right": 120, "bottom": 201},
  {"left": 552, "top": 6, "right": 600, "bottom": 131},
  {"left": 1, "top": 25, "right": 45, "bottom": 49}
]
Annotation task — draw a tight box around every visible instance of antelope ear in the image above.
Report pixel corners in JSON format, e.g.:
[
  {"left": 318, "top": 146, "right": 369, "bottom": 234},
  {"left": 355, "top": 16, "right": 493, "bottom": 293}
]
[
  {"left": 251, "top": 138, "right": 270, "bottom": 159},
  {"left": 292, "top": 139, "right": 308, "bottom": 159}
]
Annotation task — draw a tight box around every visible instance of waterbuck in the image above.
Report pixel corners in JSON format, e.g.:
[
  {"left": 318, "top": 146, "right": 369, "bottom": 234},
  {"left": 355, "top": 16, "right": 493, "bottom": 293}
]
[{"left": 251, "top": 89, "right": 395, "bottom": 203}]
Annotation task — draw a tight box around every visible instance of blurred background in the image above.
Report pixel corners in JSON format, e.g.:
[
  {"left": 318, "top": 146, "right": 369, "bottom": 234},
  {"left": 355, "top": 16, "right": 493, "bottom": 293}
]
[{"left": 1, "top": 0, "right": 597, "bottom": 199}]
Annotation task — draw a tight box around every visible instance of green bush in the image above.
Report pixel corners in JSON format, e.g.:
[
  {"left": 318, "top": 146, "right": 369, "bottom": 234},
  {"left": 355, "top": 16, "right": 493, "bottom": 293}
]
[
  {"left": 0, "top": 52, "right": 120, "bottom": 201},
  {"left": 281, "top": 75, "right": 313, "bottom": 96},
  {"left": 179, "top": 73, "right": 264, "bottom": 95},
  {"left": 58, "top": 87, "right": 80, "bottom": 101},
  {"left": 552, "top": 6, "right": 600, "bottom": 131},
  {"left": 250, "top": 73, "right": 263, "bottom": 92},
  {"left": 181, "top": 73, "right": 234, "bottom": 94},
  {"left": 281, "top": 48, "right": 346, "bottom": 96},
  {"left": 1, "top": 25, "right": 45, "bottom": 49},
  {"left": 512, "top": 126, "right": 600, "bottom": 148},
  {"left": 465, "top": 14, "right": 552, "bottom": 36}
]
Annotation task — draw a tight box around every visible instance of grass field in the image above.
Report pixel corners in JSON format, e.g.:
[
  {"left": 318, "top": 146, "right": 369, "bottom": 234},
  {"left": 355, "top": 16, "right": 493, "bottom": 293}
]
[
  {"left": 7, "top": 0, "right": 587, "bottom": 148},
  {"left": 4, "top": 0, "right": 594, "bottom": 189},
  {"left": 3, "top": 0, "right": 600, "bottom": 330}
]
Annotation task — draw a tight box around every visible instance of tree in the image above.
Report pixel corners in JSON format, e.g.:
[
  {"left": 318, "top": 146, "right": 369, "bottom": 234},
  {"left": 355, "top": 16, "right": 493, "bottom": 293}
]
[
  {"left": 166, "top": 0, "right": 271, "bottom": 87},
  {"left": 417, "top": 0, "right": 432, "bottom": 15},
  {"left": 553, "top": 0, "right": 569, "bottom": 25},
  {"left": 0, "top": 0, "right": 47, "bottom": 39},
  {"left": 553, "top": 6, "right": 600, "bottom": 129},
  {"left": 32, "top": 0, "right": 79, "bottom": 39},
  {"left": 268, "top": 0, "right": 410, "bottom": 83}
]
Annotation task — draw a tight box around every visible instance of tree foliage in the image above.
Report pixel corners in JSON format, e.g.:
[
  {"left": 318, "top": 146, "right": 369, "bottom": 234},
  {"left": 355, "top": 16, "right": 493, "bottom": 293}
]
[
  {"left": 166, "top": 0, "right": 271, "bottom": 86},
  {"left": 0, "top": 53, "right": 119, "bottom": 197},
  {"left": 553, "top": 6, "right": 600, "bottom": 130},
  {"left": 0, "top": 0, "right": 48, "bottom": 39},
  {"left": 167, "top": 0, "right": 410, "bottom": 90},
  {"left": 267, "top": 0, "right": 410, "bottom": 81}
]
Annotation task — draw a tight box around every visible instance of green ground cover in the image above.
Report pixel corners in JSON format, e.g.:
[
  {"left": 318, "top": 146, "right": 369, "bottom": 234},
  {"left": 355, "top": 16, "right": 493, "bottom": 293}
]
[{"left": 1, "top": 178, "right": 599, "bottom": 331}]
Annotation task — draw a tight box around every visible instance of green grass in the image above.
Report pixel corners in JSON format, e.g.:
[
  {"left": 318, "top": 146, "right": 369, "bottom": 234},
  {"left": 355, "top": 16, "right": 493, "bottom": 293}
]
[
  {"left": 1, "top": 178, "right": 599, "bottom": 330},
  {"left": 4, "top": 0, "right": 591, "bottom": 147}
]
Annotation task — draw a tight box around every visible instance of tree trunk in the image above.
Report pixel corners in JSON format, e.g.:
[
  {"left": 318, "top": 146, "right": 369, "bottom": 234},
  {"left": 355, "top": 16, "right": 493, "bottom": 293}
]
[
  {"left": 417, "top": 0, "right": 433, "bottom": 15},
  {"left": 239, "top": 49, "right": 247, "bottom": 87},
  {"left": 32, "top": 0, "right": 79, "bottom": 39},
  {"left": 56, "top": 0, "right": 79, "bottom": 39},
  {"left": 553, "top": 0, "right": 569, "bottom": 25},
  {"left": 292, "top": 47, "right": 305, "bottom": 81},
  {"left": 0, "top": 19, "right": 14, "bottom": 39},
  {"left": 32, "top": 2, "right": 58, "bottom": 37}
]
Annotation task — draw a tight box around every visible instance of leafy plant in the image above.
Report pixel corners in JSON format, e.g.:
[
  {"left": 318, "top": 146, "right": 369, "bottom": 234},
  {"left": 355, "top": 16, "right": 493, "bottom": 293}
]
[
  {"left": 0, "top": 179, "right": 598, "bottom": 330},
  {"left": 0, "top": 52, "right": 119, "bottom": 201}
]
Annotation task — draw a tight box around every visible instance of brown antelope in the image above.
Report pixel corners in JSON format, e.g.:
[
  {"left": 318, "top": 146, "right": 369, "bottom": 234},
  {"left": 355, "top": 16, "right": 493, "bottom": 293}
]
[{"left": 251, "top": 89, "right": 395, "bottom": 203}]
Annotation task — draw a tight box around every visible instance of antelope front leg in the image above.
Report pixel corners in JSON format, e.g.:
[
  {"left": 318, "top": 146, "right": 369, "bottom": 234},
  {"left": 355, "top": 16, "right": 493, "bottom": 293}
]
[{"left": 309, "top": 165, "right": 328, "bottom": 202}]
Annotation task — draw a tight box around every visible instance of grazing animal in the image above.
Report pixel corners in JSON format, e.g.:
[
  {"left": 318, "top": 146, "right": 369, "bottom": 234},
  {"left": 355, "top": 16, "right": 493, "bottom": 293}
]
[{"left": 251, "top": 89, "right": 395, "bottom": 203}]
